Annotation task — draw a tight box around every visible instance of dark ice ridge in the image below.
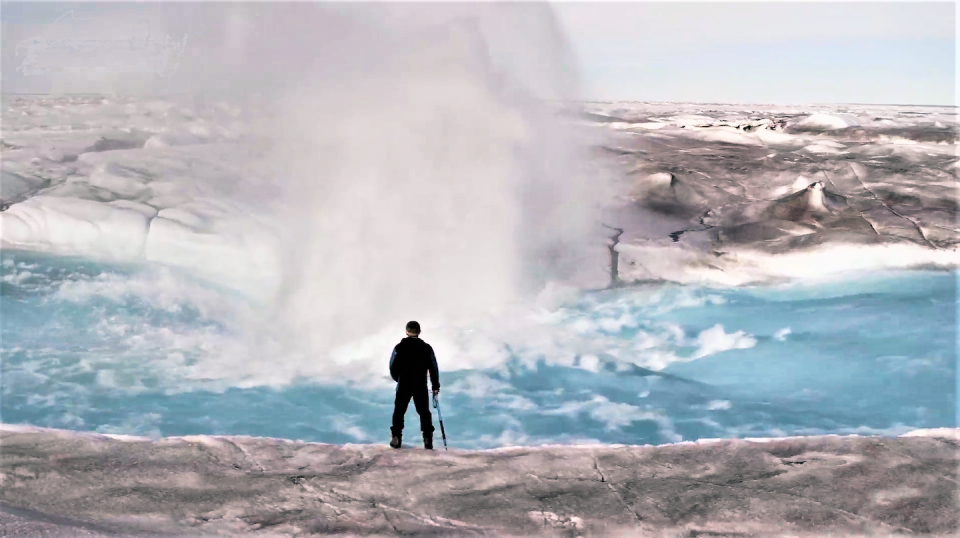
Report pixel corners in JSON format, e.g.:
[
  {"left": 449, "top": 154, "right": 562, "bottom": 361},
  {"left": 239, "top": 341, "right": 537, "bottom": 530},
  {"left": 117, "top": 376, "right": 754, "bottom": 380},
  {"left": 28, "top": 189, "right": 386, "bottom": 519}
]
[
  {"left": 584, "top": 104, "right": 959, "bottom": 266},
  {"left": 2, "top": 426, "right": 958, "bottom": 537}
]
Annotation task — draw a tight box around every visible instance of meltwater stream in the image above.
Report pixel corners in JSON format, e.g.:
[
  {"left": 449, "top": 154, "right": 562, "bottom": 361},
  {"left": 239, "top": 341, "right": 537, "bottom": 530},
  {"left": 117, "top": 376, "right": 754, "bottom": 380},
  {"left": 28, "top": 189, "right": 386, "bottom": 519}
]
[{"left": 2, "top": 249, "right": 956, "bottom": 449}]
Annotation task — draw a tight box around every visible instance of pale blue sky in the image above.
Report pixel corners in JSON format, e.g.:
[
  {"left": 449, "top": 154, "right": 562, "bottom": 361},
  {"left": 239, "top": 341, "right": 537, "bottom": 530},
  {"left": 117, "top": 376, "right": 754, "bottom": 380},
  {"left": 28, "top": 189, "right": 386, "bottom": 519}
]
[
  {"left": 552, "top": 2, "right": 955, "bottom": 105},
  {"left": 2, "top": 2, "right": 955, "bottom": 106}
]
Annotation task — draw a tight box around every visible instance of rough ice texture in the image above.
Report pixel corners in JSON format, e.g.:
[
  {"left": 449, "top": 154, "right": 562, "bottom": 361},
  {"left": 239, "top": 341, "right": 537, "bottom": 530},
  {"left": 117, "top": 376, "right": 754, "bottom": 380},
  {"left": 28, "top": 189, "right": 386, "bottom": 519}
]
[
  {"left": 1, "top": 195, "right": 152, "bottom": 260},
  {"left": 1, "top": 95, "right": 280, "bottom": 298},
  {"left": 1, "top": 425, "right": 958, "bottom": 537},
  {"left": 2, "top": 96, "right": 958, "bottom": 295},
  {"left": 583, "top": 101, "right": 958, "bottom": 286},
  {"left": 796, "top": 113, "right": 861, "bottom": 130}
]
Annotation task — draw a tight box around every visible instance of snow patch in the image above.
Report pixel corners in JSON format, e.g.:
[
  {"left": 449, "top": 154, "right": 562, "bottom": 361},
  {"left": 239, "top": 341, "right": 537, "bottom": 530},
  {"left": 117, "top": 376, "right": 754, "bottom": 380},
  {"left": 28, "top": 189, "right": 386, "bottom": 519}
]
[
  {"left": 899, "top": 428, "right": 960, "bottom": 441},
  {"left": 685, "top": 127, "right": 763, "bottom": 147},
  {"left": 801, "top": 144, "right": 845, "bottom": 155},
  {"left": 755, "top": 129, "right": 806, "bottom": 146},
  {"left": 1, "top": 195, "right": 151, "bottom": 260},
  {"left": 797, "top": 113, "right": 860, "bottom": 130}
]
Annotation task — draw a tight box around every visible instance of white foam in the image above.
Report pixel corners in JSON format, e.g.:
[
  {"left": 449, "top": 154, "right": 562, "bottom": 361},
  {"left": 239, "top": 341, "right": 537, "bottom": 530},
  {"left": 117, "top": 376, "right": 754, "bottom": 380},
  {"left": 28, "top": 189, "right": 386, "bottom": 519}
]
[
  {"left": 50, "top": 266, "right": 246, "bottom": 318},
  {"left": 706, "top": 400, "right": 732, "bottom": 411},
  {"left": 773, "top": 327, "right": 792, "bottom": 341},
  {"left": 1, "top": 268, "right": 36, "bottom": 285},
  {"left": 692, "top": 324, "right": 757, "bottom": 359},
  {"left": 7, "top": 265, "right": 269, "bottom": 399},
  {"left": 540, "top": 395, "right": 681, "bottom": 440},
  {"left": 330, "top": 416, "right": 372, "bottom": 442}
]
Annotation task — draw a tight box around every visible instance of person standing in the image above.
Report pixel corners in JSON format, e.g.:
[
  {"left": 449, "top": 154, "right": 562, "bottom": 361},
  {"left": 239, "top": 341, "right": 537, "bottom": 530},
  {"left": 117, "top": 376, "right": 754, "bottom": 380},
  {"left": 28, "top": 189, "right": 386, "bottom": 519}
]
[{"left": 389, "top": 321, "right": 440, "bottom": 449}]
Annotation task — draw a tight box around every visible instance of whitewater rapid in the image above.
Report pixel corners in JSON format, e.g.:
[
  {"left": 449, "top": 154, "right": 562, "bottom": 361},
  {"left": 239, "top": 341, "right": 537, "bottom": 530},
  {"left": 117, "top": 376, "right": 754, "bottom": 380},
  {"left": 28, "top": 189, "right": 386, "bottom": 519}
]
[{"left": 2, "top": 246, "right": 954, "bottom": 449}]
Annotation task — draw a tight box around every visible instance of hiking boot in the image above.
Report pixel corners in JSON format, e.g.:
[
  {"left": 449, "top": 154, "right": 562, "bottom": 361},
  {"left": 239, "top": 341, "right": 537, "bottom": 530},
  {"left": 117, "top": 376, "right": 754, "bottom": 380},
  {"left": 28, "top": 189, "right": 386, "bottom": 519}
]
[
  {"left": 390, "top": 434, "right": 402, "bottom": 449},
  {"left": 423, "top": 432, "right": 434, "bottom": 450}
]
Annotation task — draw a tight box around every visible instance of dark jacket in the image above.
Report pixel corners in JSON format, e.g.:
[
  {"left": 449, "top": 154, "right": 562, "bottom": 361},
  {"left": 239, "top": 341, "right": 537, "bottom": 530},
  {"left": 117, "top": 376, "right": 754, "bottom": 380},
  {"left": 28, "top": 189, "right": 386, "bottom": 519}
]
[{"left": 389, "top": 336, "right": 440, "bottom": 390}]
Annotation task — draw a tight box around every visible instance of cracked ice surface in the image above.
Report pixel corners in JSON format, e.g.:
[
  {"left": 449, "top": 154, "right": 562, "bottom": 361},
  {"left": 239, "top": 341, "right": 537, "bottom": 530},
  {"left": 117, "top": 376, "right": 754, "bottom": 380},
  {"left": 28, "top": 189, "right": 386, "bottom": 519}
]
[
  {"left": 3, "top": 96, "right": 958, "bottom": 299},
  {"left": 1, "top": 95, "right": 280, "bottom": 299},
  {"left": 574, "top": 101, "right": 959, "bottom": 286},
  {"left": 0, "top": 425, "right": 957, "bottom": 537}
]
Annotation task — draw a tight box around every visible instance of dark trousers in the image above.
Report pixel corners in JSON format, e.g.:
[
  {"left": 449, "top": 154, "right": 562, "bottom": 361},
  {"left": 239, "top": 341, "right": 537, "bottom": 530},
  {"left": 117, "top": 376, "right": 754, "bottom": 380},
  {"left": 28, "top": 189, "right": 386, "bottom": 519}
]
[{"left": 391, "top": 384, "right": 434, "bottom": 437}]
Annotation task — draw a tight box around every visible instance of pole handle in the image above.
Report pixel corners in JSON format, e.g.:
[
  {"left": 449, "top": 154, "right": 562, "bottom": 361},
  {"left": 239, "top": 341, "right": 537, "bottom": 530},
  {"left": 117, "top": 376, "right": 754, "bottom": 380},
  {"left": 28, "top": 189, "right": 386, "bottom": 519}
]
[{"left": 432, "top": 393, "right": 448, "bottom": 450}]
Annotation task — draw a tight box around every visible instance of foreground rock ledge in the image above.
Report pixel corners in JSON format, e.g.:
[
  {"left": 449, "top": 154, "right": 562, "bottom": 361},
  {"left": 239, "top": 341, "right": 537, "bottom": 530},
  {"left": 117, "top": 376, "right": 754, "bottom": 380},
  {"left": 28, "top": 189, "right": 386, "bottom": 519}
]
[{"left": 1, "top": 427, "right": 958, "bottom": 538}]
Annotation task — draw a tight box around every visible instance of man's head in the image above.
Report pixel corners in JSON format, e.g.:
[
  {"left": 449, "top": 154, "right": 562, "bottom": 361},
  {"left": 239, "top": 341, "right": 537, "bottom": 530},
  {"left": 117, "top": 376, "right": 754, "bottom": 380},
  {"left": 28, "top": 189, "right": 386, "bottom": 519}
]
[{"left": 405, "top": 321, "right": 421, "bottom": 337}]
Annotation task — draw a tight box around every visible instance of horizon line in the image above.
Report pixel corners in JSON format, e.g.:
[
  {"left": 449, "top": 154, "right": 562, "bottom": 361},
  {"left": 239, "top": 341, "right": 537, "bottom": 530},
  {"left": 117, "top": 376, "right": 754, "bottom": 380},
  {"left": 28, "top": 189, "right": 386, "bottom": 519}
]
[{"left": 2, "top": 92, "right": 956, "bottom": 109}]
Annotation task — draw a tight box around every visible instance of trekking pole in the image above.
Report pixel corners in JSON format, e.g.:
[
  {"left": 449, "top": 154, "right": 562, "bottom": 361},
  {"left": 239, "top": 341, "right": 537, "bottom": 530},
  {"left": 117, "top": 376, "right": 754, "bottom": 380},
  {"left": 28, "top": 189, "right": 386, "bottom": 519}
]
[{"left": 432, "top": 392, "right": 448, "bottom": 451}]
